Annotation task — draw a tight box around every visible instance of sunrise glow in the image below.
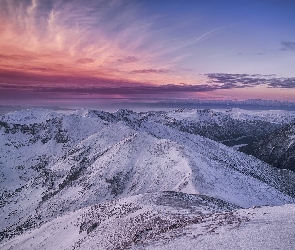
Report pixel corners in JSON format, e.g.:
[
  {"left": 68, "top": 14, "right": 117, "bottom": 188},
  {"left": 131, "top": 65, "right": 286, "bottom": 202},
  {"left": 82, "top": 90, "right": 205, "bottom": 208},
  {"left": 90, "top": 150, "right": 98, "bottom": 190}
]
[{"left": 0, "top": 0, "right": 294, "bottom": 103}]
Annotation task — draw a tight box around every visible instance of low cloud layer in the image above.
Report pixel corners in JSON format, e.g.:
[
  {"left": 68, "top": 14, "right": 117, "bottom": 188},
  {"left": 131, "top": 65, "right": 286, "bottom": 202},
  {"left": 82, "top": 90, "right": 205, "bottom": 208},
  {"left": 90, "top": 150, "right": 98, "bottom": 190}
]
[
  {"left": 281, "top": 41, "right": 295, "bottom": 51},
  {"left": 1, "top": 71, "right": 295, "bottom": 100},
  {"left": 131, "top": 69, "right": 170, "bottom": 74},
  {"left": 206, "top": 73, "right": 295, "bottom": 89}
]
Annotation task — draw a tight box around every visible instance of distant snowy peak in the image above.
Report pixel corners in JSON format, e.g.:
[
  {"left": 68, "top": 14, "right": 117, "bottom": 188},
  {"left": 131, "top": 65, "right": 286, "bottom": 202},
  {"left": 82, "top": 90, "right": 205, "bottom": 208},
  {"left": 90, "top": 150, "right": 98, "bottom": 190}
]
[
  {"left": 226, "top": 109, "right": 295, "bottom": 124},
  {"left": 3, "top": 106, "right": 295, "bottom": 125},
  {"left": 158, "top": 99, "right": 295, "bottom": 109},
  {"left": 165, "top": 107, "right": 295, "bottom": 124},
  {"left": 1, "top": 108, "right": 57, "bottom": 124}
]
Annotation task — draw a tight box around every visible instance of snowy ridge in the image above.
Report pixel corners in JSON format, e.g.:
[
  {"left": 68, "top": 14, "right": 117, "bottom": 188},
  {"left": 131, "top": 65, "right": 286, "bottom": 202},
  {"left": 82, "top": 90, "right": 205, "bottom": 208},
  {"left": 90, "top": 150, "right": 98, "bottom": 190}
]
[
  {"left": 1, "top": 108, "right": 295, "bottom": 249},
  {"left": 0, "top": 192, "right": 241, "bottom": 250}
]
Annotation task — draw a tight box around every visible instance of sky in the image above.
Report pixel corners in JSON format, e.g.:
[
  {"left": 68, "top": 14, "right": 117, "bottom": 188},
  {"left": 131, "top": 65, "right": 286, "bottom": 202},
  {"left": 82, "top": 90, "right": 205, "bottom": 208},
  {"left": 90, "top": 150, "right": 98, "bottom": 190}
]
[{"left": 0, "top": 0, "right": 295, "bottom": 106}]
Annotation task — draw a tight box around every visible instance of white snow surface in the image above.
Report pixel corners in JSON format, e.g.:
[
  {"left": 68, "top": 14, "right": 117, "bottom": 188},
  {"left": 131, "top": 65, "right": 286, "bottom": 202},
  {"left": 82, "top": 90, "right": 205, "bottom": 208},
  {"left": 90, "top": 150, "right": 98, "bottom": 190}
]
[
  {"left": 166, "top": 108, "right": 295, "bottom": 124},
  {"left": 0, "top": 108, "right": 295, "bottom": 249},
  {"left": 137, "top": 203, "right": 295, "bottom": 250},
  {"left": 1, "top": 192, "right": 294, "bottom": 250}
]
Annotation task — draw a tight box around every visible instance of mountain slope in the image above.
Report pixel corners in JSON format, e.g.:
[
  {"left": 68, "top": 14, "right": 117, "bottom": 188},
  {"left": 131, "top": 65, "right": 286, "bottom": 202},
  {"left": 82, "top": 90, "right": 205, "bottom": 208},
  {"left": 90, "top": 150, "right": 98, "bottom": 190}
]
[
  {"left": 240, "top": 123, "right": 295, "bottom": 171},
  {"left": 1, "top": 192, "right": 294, "bottom": 250},
  {"left": 1, "top": 108, "right": 295, "bottom": 245},
  {"left": 132, "top": 108, "right": 295, "bottom": 147},
  {"left": 0, "top": 192, "right": 242, "bottom": 250}
]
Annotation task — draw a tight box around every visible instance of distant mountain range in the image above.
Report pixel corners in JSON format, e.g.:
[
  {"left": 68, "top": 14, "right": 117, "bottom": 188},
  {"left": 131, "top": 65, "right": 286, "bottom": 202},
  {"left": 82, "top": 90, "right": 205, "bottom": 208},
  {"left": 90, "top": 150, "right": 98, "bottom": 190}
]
[
  {"left": 153, "top": 99, "right": 295, "bottom": 110},
  {"left": 1, "top": 108, "right": 295, "bottom": 249}
]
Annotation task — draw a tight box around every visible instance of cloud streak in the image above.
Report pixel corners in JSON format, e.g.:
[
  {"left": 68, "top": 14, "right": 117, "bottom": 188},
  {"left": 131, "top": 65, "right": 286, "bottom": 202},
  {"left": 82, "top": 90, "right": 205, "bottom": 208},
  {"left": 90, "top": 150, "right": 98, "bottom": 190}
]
[
  {"left": 0, "top": 0, "right": 219, "bottom": 89},
  {"left": 206, "top": 73, "right": 295, "bottom": 89},
  {"left": 1, "top": 1, "right": 294, "bottom": 101},
  {"left": 281, "top": 41, "right": 295, "bottom": 51},
  {"left": 1, "top": 70, "right": 294, "bottom": 100},
  {"left": 131, "top": 69, "right": 170, "bottom": 74}
]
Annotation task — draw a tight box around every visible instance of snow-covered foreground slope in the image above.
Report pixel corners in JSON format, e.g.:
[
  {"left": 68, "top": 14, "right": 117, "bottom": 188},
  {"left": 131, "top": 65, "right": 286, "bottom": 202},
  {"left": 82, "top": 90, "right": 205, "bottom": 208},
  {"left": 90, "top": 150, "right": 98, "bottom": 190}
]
[
  {"left": 138, "top": 203, "right": 295, "bottom": 250},
  {"left": 136, "top": 195, "right": 295, "bottom": 250},
  {"left": 1, "top": 108, "right": 295, "bottom": 248},
  {"left": 0, "top": 192, "right": 245, "bottom": 250},
  {"left": 1, "top": 192, "right": 294, "bottom": 250}
]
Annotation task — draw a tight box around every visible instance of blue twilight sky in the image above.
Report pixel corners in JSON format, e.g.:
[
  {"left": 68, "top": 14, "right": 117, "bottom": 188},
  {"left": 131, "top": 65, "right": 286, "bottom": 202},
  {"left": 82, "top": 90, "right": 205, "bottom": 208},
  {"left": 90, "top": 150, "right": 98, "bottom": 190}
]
[
  {"left": 0, "top": 0, "right": 294, "bottom": 103},
  {"left": 143, "top": 0, "right": 295, "bottom": 76}
]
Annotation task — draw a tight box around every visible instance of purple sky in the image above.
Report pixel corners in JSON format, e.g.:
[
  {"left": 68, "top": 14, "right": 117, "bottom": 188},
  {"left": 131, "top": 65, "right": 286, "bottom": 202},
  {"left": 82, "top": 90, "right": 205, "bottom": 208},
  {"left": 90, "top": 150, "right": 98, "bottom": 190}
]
[{"left": 0, "top": 0, "right": 295, "bottom": 105}]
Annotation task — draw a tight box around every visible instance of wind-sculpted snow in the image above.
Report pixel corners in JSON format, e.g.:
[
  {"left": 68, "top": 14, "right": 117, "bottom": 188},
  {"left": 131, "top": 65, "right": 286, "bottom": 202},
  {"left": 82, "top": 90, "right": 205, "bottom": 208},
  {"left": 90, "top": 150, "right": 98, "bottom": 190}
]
[
  {"left": 0, "top": 192, "right": 240, "bottom": 250},
  {"left": 0, "top": 108, "right": 295, "bottom": 248},
  {"left": 2, "top": 192, "right": 295, "bottom": 250}
]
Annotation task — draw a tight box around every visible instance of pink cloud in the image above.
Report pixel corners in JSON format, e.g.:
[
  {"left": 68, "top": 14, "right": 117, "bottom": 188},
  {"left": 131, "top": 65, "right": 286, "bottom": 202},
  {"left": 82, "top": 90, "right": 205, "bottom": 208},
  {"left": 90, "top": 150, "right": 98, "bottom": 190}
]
[
  {"left": 0, "top": 1, "right": 293, "bottom": 102},
  {"left": 76, "top": 58, "right": 95, "bottom": 64},
  {"left": 131, "top": 69, "right": 170, "bottom": 74}
]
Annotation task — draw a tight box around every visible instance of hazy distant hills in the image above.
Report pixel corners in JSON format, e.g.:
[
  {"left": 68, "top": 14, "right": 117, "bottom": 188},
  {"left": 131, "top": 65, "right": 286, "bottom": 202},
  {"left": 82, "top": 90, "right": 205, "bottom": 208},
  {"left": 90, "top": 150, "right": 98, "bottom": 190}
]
[
  {"left": 156, "top": 99, "right": 295, "bottom": 110},
  {"left": 1, "top": 108, "right": 295, "bottom": 249}
]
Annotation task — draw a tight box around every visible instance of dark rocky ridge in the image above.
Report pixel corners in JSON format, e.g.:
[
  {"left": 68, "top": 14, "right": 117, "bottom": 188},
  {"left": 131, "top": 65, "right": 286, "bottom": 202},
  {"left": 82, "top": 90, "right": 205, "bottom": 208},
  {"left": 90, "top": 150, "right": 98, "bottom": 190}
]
[{"left": 240, "top": 123, "right": 295, "bottom": 171}]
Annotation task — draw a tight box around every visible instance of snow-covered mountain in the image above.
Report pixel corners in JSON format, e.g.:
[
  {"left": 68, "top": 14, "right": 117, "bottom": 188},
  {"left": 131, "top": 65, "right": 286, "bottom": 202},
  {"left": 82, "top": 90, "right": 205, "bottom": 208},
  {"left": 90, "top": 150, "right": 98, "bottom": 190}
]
[
  {"left": 1, "top": 108, "right": 295, "bottom": 249},
  {"left": 131, "top": 108, "right": 295, "bottom": 146},
  {"left": 157, "top": 99, "right": 295, "bottom": 109}
]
